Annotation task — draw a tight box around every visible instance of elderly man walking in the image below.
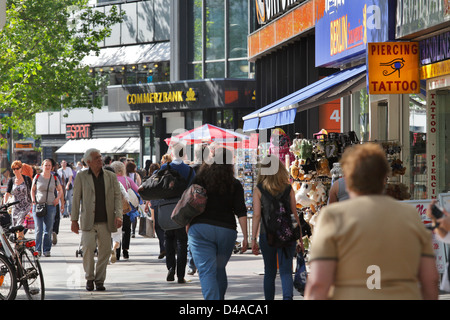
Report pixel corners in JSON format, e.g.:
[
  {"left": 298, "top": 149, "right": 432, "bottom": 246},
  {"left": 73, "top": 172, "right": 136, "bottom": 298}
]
[{"left": 71, "top": 148, "right": 122, "bottom": 291}]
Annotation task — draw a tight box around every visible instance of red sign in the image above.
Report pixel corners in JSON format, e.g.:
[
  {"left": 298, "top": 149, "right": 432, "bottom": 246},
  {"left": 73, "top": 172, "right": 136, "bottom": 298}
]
[{"left": 66, "top": 124, "right": 91, "bottom": 140}]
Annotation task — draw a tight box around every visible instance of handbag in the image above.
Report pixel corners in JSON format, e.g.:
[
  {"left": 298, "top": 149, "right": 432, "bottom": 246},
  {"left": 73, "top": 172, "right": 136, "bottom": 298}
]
[
  {"left": 122, "top": 195, "right": 131, "bottom": 214},
  {"left": 293, "top": 252, "right": 308, "bottom": 296},
  {"left": 158, "top": 198, "right": 183, "bottom": 231},
  {"left": 171, "top": 184, "right": 207, "bottom": 227},
  {"left": 126, "top": 178, "right": 140, "bottom": 208},
  {"left": 35, "top": 175, "right": 52, "bottom": 218},
  {"left": 138, "top": 216, "right": 155, "bottom": 238},
  {"left": 138, "top": 164, "right": 193, "bottom": 200}
]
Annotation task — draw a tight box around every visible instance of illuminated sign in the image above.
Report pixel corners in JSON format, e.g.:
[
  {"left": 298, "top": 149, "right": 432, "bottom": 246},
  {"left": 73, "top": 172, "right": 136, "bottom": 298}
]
[
  {"left": 126, "top": 89, "right": 197, "bottom": 105},
  {"left": 315, "top": 0, "right": 392, "bottom": 67},
  {"left": 14, "top": 142, "right": 34, "bottom": 150},
  {"left": 367, "top": 42, "right": 420, "bottom": 94},
  {"left": 66, "top": 124, "right": 91, "bottom": 140},
  {"left": 255, "top": 0, "right": 302, "bottom": 24}
]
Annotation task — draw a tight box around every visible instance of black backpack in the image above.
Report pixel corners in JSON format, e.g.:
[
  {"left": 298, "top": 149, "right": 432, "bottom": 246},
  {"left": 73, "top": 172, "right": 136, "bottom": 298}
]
[
  {"left": 138, "top": 163, "right": 193, "bottom": 200},
  {"left": 257, "top": 184, "right": 300, "bottom": 249}
]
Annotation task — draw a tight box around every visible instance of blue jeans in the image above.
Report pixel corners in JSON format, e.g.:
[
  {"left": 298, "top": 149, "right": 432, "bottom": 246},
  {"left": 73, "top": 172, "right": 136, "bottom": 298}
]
[
  {"left": 188, "top": 223, "right": 237, "bottom": 300},
  {"left": 33, "top": 204, "right": 56, "bottom": 254},
  {"left": 259, "top": 233, "right": 296, "bottom": 300}
]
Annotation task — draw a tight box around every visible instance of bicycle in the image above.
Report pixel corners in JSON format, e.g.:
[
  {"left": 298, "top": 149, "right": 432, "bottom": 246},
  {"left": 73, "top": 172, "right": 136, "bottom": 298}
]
[{"left": 0, "top": 201, "right": 45, "bottom": 300}]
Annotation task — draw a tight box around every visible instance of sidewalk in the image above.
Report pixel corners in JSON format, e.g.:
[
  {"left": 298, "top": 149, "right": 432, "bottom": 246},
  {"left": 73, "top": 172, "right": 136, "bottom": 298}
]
[
  {"left": 14, "top": 216, "right": 450, "bottom": 300},
  {"left": 15, "top": 217, "right": 288, "bottom": 300}
]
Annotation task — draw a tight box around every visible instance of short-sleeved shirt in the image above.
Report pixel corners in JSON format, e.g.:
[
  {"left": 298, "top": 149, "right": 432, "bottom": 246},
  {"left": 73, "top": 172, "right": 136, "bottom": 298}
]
[
  {"left": 35, "top": 174, "right": 59, "bottom": 205},
  {"left": 310, "top": 195, "right": 434, "bottom": 300}
]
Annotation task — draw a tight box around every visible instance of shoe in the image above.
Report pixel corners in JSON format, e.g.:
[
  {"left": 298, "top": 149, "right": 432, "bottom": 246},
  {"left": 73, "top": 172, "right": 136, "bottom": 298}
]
[
  {"left": 95, "top": 282, "right": 106, "bottom": 291},
  {"left": 52, "top": 232, "right": 57, "bottom": 245},
  {"left": 86, "top": 280, "right": 94, "bottom": 291},
  {"left": 110, "top": 250, "right": 117, "bottom": 263},
  {"left": 123, "top": 250, "right": 129, "bottom": 260},
  {"left": 178, "top": 278, "right": 186, "bottom": 284},
  {"left": 187, "top": 268, "right": 196, "bottom": 275},
  {"left": 158, "top": 251, "right": 166, "bottom": 259},
  {"left": 167, "top": 268, "right": 175, "bottom": 281},
  {"left": 43, "top": 252, "right": 51, "bottom": 257}
]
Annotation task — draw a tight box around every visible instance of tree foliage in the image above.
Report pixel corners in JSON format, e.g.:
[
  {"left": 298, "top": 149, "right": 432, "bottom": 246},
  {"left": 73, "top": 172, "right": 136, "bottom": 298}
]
[{"left": 0, "top": 0, "right": 123, "bottom": 135}]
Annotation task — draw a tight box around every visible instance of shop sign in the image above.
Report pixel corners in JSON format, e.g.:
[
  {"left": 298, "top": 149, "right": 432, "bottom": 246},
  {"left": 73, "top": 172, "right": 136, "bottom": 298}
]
[
  {"left": 396, "top": 0, "right": 448, "bottom": 39},
  {"left": 142, "top": 114, "right": 154, "bottom": 126},
  {"left": 420, "top": 31, "right": 450, "bottom": 65},
  {"left": 367, "top": 42, "right": 420, "bottom": 94},
  {"left": 255, "top": 0, "right": 303, "bottom": 24},
  {"left": 66, "top": 124, "right": 91, "bottom": 140},
  {"left": 315, "top": 0, "right": 392, "bottom": 67},
  {"left": 126, "top": 88, "right": 197, "bottom": 105},
  {"left": 428, "top": 93, "right": 438, "bottom": 199},
  {"left": 14, "top": 141, "right": 34, "bottom": 150}
]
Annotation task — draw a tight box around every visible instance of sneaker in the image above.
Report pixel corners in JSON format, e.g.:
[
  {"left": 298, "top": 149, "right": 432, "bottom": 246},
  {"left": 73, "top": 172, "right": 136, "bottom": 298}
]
[
  {"left": 187, "top": 268, "right": 196, "bottom": 275},
  {"left": 43, "top": 252, "right": 51, "bottom": 257}
]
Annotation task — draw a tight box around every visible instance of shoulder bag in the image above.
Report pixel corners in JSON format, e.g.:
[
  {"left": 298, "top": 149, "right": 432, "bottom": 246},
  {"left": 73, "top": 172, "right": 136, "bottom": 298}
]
[
  {"left": 171, "top": 184, "right": 207, "bottom": 227},
  {"left": 35, "top": 174, "right": 52, "bottom": 218}
]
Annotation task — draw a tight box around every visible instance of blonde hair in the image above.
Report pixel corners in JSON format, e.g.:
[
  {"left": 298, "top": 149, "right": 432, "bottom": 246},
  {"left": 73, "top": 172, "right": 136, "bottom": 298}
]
[
  {"left": 161, "top": 154, "right": 172, "bottom": 164},
  {"left": 340, "top": 143, "right": 390, "bottom": 195},
  {"left": 257, "top": 155, "right": 290, "bottom": 196}
]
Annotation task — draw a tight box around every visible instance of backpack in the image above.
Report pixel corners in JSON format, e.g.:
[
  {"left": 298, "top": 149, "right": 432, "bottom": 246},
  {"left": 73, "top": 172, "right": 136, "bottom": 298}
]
[
  {"left": 257, "top": 184, "right": 300, "bottom": 249},
  {"left": 138, "top": 163, "right": 193, "bottom": 200}
]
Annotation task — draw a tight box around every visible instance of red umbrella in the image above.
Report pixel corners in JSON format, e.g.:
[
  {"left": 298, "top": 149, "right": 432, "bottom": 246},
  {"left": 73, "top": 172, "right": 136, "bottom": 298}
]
[{"left": 164, "top": 124, "right": 249, "bottom": 149}]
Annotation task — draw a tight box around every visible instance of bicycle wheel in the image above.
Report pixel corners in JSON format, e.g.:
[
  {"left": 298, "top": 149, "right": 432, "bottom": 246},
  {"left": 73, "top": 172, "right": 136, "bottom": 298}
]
[
  {"left": 0, "top": 253, "right": 18, "bottom": 300},
  {"left": 19, "top": 250, "right": 45, "bottom": 300}
]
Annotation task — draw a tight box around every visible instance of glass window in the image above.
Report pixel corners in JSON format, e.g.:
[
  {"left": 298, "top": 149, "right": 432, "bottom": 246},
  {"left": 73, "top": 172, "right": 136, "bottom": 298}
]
[
  {"left": 228, "top": 60, "right": 248, "bottom": 78},
  {"left": 205, "top": 62, "right": 225, "bottom": 78},
  {"left": 351, "top": 88, "right": 370, "bottom": 142},
  {"left": 205, "top": 0, "right": 225, "bottom": 61},
  {"left": 189, "top": 0, "right": 203, "bottom": 62},
  {"left": 228, "top": 1, "right": 248, "bottom": 59},
  {"left": 186, "top": 110, "right": 203, "bottom": 130},
  {"left": 409, "top": 94, "right": 427, "bottom": 199},
  {"left": 188, "top": 63, "right": 203, "bottom": 80}
]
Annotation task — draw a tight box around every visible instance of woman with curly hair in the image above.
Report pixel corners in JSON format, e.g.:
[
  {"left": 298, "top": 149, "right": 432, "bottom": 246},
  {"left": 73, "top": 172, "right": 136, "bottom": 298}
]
[{"left": 188, "top": 147, "right": 248, "bottom": 300}]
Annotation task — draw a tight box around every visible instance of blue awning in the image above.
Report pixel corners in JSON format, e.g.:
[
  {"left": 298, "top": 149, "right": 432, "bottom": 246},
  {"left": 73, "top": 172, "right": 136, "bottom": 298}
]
[{"left": 242, "top": 64, "right": 367, "bottom": 131}]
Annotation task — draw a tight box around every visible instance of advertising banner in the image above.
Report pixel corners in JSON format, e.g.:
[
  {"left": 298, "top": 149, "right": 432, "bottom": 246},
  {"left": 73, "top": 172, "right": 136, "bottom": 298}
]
[{"left": 315, "top": 0, "right": 392, "bottom": 68}]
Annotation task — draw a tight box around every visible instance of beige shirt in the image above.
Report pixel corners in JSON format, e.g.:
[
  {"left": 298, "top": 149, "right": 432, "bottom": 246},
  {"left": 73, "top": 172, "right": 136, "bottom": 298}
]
[{"left": 310, "top": 195, "right": 435, "bottom": 300}]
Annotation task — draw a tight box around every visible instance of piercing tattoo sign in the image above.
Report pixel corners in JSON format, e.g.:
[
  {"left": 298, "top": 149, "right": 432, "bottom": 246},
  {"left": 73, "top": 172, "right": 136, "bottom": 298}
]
[{"left": 367, "top": 42, "right": 420, "bottom": 94}]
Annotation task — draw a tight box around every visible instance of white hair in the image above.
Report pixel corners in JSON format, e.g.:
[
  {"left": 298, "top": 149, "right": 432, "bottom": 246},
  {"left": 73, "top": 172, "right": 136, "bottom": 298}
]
[
  {"left": 84, "top": 148, "right": 101, "bottom": 162},
  {"left": 110, "top": 161, "right": 126, "bottom": 176}
]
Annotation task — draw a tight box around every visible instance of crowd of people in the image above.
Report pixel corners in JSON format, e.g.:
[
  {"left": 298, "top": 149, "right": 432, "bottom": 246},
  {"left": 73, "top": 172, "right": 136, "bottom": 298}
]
[{"left": 2, "top": 141, "right": 449, "bottom": 300}]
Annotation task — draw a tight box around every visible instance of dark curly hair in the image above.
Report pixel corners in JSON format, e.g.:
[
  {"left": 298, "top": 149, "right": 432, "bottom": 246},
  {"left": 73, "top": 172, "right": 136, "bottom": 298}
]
[{"left": 196, "top": 147, "right": 235, "bottom": 195}]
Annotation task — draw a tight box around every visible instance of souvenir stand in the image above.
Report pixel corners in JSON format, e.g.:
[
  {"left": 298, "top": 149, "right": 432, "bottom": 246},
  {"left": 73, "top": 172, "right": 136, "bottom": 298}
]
[{"left": 287, "top": 130, "right": 360, "bottom": 256}]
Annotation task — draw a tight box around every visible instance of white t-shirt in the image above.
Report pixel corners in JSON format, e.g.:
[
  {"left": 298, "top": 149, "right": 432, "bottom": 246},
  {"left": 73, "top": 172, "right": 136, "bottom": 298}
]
[{"left": 57, "top": 167, "right": 73, "bottom": 186}]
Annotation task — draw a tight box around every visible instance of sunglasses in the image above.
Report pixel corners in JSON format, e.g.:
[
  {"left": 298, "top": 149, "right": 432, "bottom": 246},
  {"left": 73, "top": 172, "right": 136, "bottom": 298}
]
[{"left": 12, "top": 167, "right": 21, "bottom": 170}]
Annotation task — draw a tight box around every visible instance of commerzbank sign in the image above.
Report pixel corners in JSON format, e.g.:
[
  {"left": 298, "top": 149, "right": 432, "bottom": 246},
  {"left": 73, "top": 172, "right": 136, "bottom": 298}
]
[
  {"left": 126, "top": 88, "right": 198, "bottom": 105},
  {"left": 255, "top": 0, "right": 304, "bottom": 24}
]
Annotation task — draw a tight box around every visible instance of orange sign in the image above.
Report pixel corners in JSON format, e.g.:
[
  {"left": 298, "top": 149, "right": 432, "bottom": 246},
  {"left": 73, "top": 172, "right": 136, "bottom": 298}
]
[{"left": 367, "top": 42, "right": 420, "bottom": 94}]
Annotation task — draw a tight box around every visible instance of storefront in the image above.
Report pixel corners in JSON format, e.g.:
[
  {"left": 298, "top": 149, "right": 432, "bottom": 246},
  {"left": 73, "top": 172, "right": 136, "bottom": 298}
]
[
  {"left": 108, "top": 78, "right": 255, "bottom": 163},
  {"left": 396, "top": 0, "right": 450, "bottom": 200}
]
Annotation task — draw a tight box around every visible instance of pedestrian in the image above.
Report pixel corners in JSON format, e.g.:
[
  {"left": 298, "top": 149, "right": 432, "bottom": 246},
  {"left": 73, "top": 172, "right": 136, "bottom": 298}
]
[
  {"left": 427, "top": 200, "right": 450, "bottom": 243},
  {"left": 57, "top": 160, "right": 73, "bottom": 218},
  {"left": 110, "top": 160, "right": 139, "bottom": 260},
  {"left": 305, "top": 143, "right": 439, "bottom": 300},
  {"left": 126, "top": 160, "right": 141, "bottom": 238},
  {"left": 327, "top": 176, "right": 349, "bottom": 204},
  {"left": 158, "top": 142, "right": 195, "bottom": 284},
  {"left": 31, "top": 159, "right": 64, "bottom": 257},
  {"left": 251, "top": 154, "right": 302, "bottom": 300},
  {"left": 188, "top": 147, "right": 248, "bottom": 300},
  {"left": 4, "top": 161, "right": 33, "bottom": 239},
  {"left": 147, "top": 162, "right": 166, "bottom": 259},
  {"left": 71, "top": 148, "right": 122, "bottom": 291}
]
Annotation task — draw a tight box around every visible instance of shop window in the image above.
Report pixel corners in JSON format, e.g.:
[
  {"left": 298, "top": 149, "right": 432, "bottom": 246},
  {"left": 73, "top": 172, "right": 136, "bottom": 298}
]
[
  {"left": 351, "top": 88, "right": 370, "bottom": 142},
  {"left": 409, "top": 94, "right": 427, "bottom": 199},
  {"left": 216, "top": 109, "right": 233, "bottom": 129},
  {"left": 377, "top": 102, "right": 388, "bottom": 141}
]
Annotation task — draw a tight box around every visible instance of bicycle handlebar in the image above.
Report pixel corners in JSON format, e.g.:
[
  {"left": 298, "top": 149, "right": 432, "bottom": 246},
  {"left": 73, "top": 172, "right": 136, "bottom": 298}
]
[{"left": 0, "top": 201, "right": 20, "bottom": 210}]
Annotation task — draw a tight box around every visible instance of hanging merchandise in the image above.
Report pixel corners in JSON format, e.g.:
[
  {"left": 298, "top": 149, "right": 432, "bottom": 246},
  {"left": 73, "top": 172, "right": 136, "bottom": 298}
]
[{"left": 269, "top": 128, "right": 294, "bottom": 163}]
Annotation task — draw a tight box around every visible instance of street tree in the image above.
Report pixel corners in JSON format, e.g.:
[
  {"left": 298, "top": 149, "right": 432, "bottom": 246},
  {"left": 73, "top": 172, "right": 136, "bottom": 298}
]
[{"left": 0, "top": 0, "right": 124, "bottom": 137}]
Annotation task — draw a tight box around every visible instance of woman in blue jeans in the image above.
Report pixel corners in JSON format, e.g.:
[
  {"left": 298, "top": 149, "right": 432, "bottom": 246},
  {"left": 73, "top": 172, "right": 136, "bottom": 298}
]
[
  {"left": 252, "top": 155, "right": 303, "bottom": 300},
  {"left": 188, "top": 147, "right": 248, "bottom": 300},
  {"left": 31, "top": 159, "right": 63, "bottom": 257}
]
